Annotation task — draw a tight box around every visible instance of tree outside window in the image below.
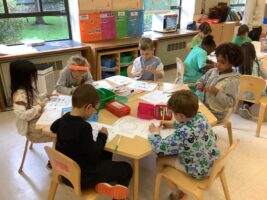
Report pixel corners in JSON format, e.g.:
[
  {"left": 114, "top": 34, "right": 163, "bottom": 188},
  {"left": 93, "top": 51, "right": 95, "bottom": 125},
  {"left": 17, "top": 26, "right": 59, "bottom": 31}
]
[{"left": 0, "top": 0, "right": 70, "bottom": 45}]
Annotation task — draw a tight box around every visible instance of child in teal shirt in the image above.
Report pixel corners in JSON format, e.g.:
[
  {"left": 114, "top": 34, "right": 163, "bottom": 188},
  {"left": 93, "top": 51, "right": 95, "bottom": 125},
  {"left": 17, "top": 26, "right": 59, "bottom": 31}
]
[
  {"left": 149, "top": 90, "right": 220, "bottom": 200},
  {"left": 184, "top": 35, "right": 216, "bottom": 83},
  {"left": 232, "top": 24, "right": 252, "bottom": 46}
]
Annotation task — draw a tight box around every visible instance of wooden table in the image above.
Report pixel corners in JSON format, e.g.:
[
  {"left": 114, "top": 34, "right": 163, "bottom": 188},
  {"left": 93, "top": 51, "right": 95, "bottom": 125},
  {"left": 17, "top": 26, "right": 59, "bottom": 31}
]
[{"left": 40, "top": 83, "right": 217, "bottom": 200}]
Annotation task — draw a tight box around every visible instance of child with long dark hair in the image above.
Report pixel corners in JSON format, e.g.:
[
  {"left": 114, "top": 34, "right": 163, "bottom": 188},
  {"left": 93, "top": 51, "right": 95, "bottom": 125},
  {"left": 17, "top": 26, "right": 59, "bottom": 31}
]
[
  {"left": 239, "top": 42, "right": 267, "bottom": 119},
  {"left": 10, "top": 60, "right": 52, "bottom": 167}
]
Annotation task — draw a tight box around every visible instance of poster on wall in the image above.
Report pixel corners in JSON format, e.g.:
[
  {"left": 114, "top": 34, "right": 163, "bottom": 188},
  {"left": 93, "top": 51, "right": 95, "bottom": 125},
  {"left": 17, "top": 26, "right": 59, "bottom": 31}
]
[
  {"left": 115, "top": 11, "right": 128, "bottom": 38},
  {"left": 100, "top": 11, "right": 116, "bottom": 40},
  {"left": 79, "top": 12, "right": 102, "bottom": 42},
  {"left": 128, "top": 10, "right": 144, "bottom": 36}
]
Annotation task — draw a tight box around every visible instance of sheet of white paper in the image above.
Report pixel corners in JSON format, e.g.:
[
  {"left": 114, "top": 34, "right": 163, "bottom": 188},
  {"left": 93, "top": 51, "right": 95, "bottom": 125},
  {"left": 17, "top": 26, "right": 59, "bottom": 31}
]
[
  {"left": 36, "top": 108, "right": 62, "bottom": 125},
  {"left": 112, "top": 116, "right": 149, "bottom": 138},
  {"left": 90, "top": 122, "right": 117, "bottom": 142},
  {"left": 45, "top": 95, "right": 72, "bottom": 109},
  {"left": 127, "top": 81, "right": 157, "bottom": 91},
  {"left": 106, "top": 75, "right": 134, "bottom": 86},
  {"left": 139, "top": 90, "right": 171, "bottom": 105},
  {"left": 92, "top": 80, "right": 113, "bottom": 90}
]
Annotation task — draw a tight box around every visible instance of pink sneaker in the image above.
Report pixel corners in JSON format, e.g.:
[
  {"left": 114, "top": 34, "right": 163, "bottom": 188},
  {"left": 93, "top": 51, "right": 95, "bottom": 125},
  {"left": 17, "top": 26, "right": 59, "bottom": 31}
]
[{"left": 95, "top": 182, "right": 129, "bottom": 199}]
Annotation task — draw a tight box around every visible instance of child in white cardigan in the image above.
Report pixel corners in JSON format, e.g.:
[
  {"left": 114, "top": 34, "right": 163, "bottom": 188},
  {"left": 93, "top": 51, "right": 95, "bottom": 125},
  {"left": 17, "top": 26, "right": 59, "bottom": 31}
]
[{"left": 10, "top": 60, "right": 53, "bottom": 166}]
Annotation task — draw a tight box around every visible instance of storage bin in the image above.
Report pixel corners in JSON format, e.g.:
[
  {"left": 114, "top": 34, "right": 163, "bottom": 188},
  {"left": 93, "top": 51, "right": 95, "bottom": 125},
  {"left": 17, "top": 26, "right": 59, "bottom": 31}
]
[
  {"left": 120, "top": 54, "right": 133, "bottom": 63},
  {"left": 96, "top": 88, "right": 116, "bottom": 109}
]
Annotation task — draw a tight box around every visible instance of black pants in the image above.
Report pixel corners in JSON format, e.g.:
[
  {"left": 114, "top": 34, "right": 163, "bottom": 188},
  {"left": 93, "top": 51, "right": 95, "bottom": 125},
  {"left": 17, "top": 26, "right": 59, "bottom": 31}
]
[
  {"left": 249, "top": 27, "right": 262, "bottom": 41},
  {"left": 82, "top": 151, "right": 133, "bottom": 190}
]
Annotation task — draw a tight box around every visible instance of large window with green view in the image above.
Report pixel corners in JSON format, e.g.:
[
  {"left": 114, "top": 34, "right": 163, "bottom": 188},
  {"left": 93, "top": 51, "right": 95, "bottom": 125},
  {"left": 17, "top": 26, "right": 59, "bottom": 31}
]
[
  {"left": 144, "top": 0, "right": 182, "bottom": 31},
  {"left": 230, "top": 0, "right": 246, "bottom": 14},
  {"left": 0, "top": 0, "right": 71, "bottom": 45}
]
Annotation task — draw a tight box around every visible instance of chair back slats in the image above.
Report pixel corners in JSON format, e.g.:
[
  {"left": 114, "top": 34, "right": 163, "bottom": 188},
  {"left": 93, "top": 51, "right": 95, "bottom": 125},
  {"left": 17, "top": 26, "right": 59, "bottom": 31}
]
[
  {"left": 44, "top": 146, "right": 82, "bottom": 196},
  {"left": 239, "top": 75, "right": 266, "bottom": 103},
  {"left": 174, "top": 57, "right": 184, "bottom": 84}
]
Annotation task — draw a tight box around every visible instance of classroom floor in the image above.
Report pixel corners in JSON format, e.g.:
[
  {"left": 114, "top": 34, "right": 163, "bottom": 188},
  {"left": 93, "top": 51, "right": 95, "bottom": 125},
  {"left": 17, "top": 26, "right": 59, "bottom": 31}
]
[{"left": 1, "top": 69, "right": 267, "bottom": 200}]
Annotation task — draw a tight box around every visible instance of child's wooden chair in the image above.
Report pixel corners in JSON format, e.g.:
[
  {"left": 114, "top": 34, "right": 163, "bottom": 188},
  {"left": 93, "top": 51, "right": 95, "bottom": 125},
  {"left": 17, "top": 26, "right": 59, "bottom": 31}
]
[
  {"left": 153, "top": 140, "right": 240, "bottom": 200},
  {"left": 18, "top": 132, "right": 56, "bottom": 173},
  {"left": 174, "top": 57, "right": 185, "bottom": 84},
  {"left": 239, "top": 75, "right": 267, "bottom": 137},
  {"left": 213, "top": 107, "right": 234, "bottom": 146},
  {"left": 127, "top": 65, "right": 133, "bottom": 78},
  {"left": 44, "top": 146, "right": 100, "bottom": 200}
]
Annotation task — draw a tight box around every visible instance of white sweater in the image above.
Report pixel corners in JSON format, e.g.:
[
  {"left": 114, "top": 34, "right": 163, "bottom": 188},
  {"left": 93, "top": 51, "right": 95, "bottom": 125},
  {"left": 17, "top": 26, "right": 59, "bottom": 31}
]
[
  {"left": 242, "top": 0, "right": 265, "bottom": 28},
  {"left": 13, "top": 89, "right": 42, "bottom": 136}
]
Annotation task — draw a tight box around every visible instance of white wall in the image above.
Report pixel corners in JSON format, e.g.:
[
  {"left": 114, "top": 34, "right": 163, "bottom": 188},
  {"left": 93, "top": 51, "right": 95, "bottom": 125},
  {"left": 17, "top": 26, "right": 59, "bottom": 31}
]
[{"left": 181, "top": 0, "right": 196, "bottom": 28}]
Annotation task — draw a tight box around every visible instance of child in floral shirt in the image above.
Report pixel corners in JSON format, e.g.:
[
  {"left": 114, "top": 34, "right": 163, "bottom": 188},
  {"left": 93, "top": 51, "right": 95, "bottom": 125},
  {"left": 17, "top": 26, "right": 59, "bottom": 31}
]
[{"left": 149, "top": 90, "right": 220, "bottom": 200}]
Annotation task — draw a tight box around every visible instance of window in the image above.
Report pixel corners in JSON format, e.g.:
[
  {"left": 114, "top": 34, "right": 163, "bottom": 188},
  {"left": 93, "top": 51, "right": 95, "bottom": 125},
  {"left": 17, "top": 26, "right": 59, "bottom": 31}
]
[
  {"left": 144, "top": 0, "right": 182, "bottom": 31},
  {"left": 230, "top": 0, "right": 246, "bottom": 14},
  {"left": 0, "top": 0, "right": 71, "bottom": 45}
]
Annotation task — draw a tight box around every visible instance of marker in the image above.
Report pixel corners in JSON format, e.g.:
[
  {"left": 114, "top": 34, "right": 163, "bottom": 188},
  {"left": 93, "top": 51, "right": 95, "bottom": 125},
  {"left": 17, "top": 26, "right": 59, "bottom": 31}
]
[{"left": 115, "top": 135, "right": 122, "bottom": 152}]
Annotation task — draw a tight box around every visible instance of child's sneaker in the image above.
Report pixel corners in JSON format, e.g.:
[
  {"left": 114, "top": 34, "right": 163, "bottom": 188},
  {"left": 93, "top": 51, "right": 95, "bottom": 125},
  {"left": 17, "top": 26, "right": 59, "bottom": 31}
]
[
  {"left": 239, "top": 107, "right": 252, "bottom": 119},
  {"left": 95, "top": 182, "right": 129, "bottom": 199}
]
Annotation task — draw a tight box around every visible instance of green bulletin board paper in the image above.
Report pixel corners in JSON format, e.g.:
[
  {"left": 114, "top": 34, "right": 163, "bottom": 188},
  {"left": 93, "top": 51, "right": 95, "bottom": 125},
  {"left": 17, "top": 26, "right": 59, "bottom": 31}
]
[{"left": 115, "top": 11, "right": 128, "bottom": 38}]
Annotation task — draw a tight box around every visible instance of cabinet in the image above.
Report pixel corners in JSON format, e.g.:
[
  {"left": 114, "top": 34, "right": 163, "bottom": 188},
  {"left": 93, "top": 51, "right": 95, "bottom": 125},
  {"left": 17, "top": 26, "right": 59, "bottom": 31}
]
[
  {"left": 210, "top": 22, "right": 238, "bottom": 45},
  {"left": 97, "top": 47, "right": 138, "bottom": 80}
]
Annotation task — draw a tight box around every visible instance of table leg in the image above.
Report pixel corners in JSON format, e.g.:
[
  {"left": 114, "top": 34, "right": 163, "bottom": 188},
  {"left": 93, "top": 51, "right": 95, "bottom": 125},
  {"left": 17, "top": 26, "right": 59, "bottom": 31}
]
[{"left": 133, "top": 159, "right": 139, "bottom": 200}]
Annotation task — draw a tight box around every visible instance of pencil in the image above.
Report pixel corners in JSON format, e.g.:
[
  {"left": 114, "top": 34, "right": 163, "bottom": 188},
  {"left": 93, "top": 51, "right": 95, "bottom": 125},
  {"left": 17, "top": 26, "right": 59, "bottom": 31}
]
[
  {"left": 161, "top": 107, "right": 165, "bottom": 128},
  {"left": 115, "top": 135, "right": 122, "bottom": 152}
]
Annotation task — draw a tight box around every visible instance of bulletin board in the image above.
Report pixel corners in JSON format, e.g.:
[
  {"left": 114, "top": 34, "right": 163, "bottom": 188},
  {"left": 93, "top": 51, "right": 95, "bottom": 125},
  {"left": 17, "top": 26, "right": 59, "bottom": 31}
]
[{"left": 79, "top": 0, "right": 112, "bottom": 11}]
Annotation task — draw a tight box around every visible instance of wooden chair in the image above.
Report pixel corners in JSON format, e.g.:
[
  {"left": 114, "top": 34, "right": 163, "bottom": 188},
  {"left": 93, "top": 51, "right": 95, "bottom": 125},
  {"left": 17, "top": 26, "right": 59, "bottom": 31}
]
[
  {"left": 44, "top": 146, "right": 99, "bottom": 200},
  {"left": 127, "top": 65, "right": 133, "bottom": 78},
  {"left": 175, "top": 57, "right": 196, "bottom": 87},
  {"left": 18, "top": 132, "right": 56, "bottom": 173},
  {"left": 213, "top": 107, "right": 234, "bottom": 146},
  {"left": 174, "top": 57, "right": 185, "bottom": 84},
  {"left": 153, "top": 140, "right": 240, "bottom": 200},
  {"left": 239, "top": 75, "right": 267, "bottom": 137}
]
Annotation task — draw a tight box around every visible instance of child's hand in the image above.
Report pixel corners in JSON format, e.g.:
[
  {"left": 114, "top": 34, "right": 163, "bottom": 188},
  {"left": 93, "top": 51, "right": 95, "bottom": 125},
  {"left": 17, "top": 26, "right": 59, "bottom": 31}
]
[
  {"left": 160, "top": 122, "right": 173, "bottom": 129},
  {"left": 146, "top": 65, "right": 155, "bottom": 73},
  {"left": 141, "top": 68, "right": 145, "bottom": 75},
  {"left": 196, "top": 83, "right": 204, "bottom": 91},
  {"left": 100, "top": 127, "right": 108, "bottom": 135},
  {"left": 149, "top": 123, "right": 160, "bottom": 134},
  {"left": 203, "top": 86, "right": 219, "bottom": 95},
  {"left": 39, "top": 100, "right": 45, "bottom": 109}
]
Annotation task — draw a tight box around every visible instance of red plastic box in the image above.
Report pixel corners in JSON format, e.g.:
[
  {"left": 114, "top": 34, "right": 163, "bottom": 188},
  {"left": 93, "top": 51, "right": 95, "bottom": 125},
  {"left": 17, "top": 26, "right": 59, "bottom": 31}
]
[
  {"left": 105, "top": 100, "right": 131, "bottom": 117},
  {"left": 137, "top": 103, "right": 172, "bottom": 120}
]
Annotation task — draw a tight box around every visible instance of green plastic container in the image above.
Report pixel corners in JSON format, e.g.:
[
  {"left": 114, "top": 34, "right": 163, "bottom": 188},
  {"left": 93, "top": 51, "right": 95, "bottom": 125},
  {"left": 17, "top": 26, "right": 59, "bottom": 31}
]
[
  {"left": 120, "top": 54, "right": 133, "bottom": 63},
  {"left": 120, "top": 70, "right": 128, "bottom": 77},
  {"left": 96, "top": 88, "right": 116, "bottom": 109}
]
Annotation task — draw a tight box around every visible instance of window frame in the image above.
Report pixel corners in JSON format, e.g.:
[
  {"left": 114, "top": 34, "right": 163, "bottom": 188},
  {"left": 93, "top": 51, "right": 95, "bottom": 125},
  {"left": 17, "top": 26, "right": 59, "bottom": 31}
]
[
  {"left": 0, "top": 0, "right": 72, "bottom": 43},
  {"left": 144, "top": 0, "right": 182, "bottom": 31},
  {"left": 230, "top": 0, "right": 245, "bottom": 11}
]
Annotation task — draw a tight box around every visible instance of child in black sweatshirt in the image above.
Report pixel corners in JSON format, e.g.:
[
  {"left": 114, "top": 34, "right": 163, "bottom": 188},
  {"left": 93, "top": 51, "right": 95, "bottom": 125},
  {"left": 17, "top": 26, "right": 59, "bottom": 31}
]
[{"left": 50, "top": 84, "right": 132, "bottom": 199}]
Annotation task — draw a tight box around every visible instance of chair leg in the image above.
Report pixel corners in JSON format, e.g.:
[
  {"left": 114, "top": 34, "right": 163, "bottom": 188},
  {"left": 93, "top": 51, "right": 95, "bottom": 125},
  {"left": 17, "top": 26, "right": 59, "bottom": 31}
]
[
  {"left": 220, "top": 170, "right": 231, "bottom": 200},
  {"left": 256, "top": 103, "right": 266, "bottom": 137},
  {"left": 18, "top": 139, "right": 29, "bottom": 173},
  {"left": 29, "top": 142, "right": 33, "bottom": 149},
  {"left": 48, "top": 180, "right": 58, "bottom": 200},
  {"left": 153, "top": 173, "right": 162, "bottom": 200},
  {"left": 226, "top": 122, "right": 233, "bottom": 146}
]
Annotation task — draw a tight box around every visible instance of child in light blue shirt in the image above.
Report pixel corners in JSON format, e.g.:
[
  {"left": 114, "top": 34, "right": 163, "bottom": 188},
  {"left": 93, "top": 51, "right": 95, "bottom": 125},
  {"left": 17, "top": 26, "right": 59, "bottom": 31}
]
[{"left": 131, "top": 37, "right": 164, "bottom": 81}]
